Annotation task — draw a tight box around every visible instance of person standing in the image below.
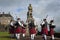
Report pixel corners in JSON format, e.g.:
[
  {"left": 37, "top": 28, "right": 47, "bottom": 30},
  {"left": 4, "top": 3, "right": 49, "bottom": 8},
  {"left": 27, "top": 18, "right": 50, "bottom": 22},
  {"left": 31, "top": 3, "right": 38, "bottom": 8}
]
[
  {"left": 21, "top": 21, "right": 26, "bottom": 38},
  {"left": 49, "top": 20, "right": 56, "bottom": 40},
  {"left": 41, "top": 19, "right": 48, "bottom": 40},
  {"left": 29, "top": 20, "right": 36, "bottom": 40},
  {"left": 14, "top": 18, "right": 23, "bottom": 40},
  {"left": 9, "top": 20, "right": 15, "bottom": 38}
]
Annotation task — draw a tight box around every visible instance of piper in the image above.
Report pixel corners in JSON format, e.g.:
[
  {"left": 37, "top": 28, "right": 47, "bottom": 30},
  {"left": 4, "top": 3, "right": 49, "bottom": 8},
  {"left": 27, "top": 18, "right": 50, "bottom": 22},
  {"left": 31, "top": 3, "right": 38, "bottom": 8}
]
[
  {"left": 49, "top": 20, "right": 56, "bottom": 40},
  {"left": 9, "top": 20, "right": 15, "bottom": 38},
  {"left": 14, "top": 18, "right": 23, "bottom": 40},
  {"left": 29, "top": 20, "right": 36, "bottom": 40},
  {"left": 41, "top": 19, "right": 48, "bottom": 40}
]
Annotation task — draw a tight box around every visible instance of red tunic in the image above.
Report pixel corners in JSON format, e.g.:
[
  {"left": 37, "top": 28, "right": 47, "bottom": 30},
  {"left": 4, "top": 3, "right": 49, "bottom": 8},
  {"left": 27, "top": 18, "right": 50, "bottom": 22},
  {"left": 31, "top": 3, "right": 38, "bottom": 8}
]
[{"left": 30, "top": 27, "right": 36, "bottom": 34}]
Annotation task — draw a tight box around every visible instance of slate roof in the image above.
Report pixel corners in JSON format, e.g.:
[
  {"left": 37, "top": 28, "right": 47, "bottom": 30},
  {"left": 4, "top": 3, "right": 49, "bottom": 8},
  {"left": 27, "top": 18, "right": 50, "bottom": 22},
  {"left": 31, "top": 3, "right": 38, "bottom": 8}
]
[{"left": 0, "top": 13, "right": 12, "bottom": 17}]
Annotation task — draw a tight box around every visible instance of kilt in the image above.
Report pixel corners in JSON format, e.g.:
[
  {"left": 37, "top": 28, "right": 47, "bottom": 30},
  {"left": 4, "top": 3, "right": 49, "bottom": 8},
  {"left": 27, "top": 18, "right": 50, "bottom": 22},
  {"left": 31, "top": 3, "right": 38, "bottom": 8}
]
[
  {"left": 21, "top": 28, "right": 26, "bottom": 33},
  {"left": 9, "top": 28, "right": 15, "bottom": 34},
  {"left": 50, "top": 28, "right": 54, "bottom": 35},
  {"left": 30, "top": 27, "right": 36, "bottom": 34},
  {"left": 41, "top": 28, "right": 43, "bottom": 34},
  {"left": 15, "top": 26, "right": 22, "bottom": 33},
  {"left": 41, "top": 27, "right": 48, "bottom": 35}
]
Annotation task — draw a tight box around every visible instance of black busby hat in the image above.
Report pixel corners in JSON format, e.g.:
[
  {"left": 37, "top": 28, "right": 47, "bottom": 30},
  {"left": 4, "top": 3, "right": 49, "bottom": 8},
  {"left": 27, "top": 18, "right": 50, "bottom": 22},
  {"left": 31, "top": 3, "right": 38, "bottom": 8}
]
[
  {"left": 43, "top": 19, "right": 46, "bottom": 21},
  {"left": 17, "top": 18, "right": 20, "bottom": 20},
  {"left": 50, "top": 20, "right": 54, "bottom": 22}
]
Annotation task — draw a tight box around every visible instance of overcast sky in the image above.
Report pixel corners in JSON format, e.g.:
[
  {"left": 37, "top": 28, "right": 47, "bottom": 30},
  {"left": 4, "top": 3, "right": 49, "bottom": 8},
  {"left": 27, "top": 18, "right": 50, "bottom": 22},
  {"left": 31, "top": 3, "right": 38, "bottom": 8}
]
[{"left": 0, "top": 0, "right": 60, "bottom": 32}]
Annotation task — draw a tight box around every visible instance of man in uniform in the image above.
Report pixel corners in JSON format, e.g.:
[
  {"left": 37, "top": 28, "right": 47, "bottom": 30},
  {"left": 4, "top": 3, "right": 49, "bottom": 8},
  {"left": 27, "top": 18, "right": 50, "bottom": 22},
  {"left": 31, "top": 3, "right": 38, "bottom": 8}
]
[
  {"left": 9, "top": 20, "right": 15, "bottom": 38},
  {"left": 28, "top": 16, "right": 36, "bottom": 40},
  {"left": 49, "top": 20, "right": 56, "bottom": 40},
  {"left": 21, "top": 21, "right": 26, "bottom": 38},
  {"left": 41, "top": 19, "right": 48, "bottom": 40},
  {"left": 29, "top": 21, "right": 36, "bottom": 40},
  {"left": 14, "top": 18, "right": 23, "bottom": 40}
]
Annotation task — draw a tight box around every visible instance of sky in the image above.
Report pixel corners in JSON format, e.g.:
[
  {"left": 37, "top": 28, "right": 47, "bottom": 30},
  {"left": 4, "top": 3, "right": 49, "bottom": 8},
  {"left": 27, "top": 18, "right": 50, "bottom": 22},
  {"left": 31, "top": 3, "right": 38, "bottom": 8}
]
[{"left": 0, "top": 0, "right": 60, "bottom": 32}]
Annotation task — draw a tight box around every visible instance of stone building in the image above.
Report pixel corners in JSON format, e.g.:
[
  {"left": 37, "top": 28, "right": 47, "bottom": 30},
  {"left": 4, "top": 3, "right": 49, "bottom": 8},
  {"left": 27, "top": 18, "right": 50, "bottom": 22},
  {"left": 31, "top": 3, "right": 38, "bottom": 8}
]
[{"left": 0, "top": 12, "right": 13, "bottom": 31}]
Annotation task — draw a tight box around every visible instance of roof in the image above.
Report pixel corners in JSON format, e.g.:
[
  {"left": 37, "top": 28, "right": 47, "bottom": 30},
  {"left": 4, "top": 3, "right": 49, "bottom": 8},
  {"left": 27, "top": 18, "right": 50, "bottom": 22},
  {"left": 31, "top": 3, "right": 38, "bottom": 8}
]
[{"left": 0, "top": 13, "right": 12, "bottom": 17}]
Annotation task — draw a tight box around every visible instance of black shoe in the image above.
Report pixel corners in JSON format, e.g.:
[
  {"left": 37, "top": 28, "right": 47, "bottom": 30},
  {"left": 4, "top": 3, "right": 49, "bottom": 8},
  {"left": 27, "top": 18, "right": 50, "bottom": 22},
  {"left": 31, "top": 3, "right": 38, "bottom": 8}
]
[
  {"left": 50, "top": 38, "right": 54, "bottom": 40},
  {"left": 44, "top": 39, "right": 47, "bottom": 40}
]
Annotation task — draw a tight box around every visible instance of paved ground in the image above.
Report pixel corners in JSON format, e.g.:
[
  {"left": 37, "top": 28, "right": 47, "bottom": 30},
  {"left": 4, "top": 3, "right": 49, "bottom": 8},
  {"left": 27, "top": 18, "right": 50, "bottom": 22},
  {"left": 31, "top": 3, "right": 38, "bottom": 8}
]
[
  {"left": 20, "top": 36, "right": 60, "bottom": 40},
  {"left": 0, "top": 35, "right": 60, "bottom": 40}
]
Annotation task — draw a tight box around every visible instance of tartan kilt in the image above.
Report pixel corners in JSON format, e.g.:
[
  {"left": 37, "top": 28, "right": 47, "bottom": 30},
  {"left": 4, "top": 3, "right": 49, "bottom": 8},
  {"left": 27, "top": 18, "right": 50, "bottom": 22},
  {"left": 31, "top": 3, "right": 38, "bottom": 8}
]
[
  {"left": 9, "top": 28, "right": 15, "bottom": 34},
  {"left": 30, "top": 27, "right": 36, "bottom": 34},
  {"left": 41, "top": 28, "right": 43, "bottom": 34},
  {"left": 21, "top": 28, "right": 26, "bottom": 33},
  {"left": 15, "top": 26, "right": 22, "bottom": 33},
  {"left": 42, "top": 27, "right": 48, "bottom": 35},
  {"left": 50, "top": 28, "right": 54, "bottom": 35}
]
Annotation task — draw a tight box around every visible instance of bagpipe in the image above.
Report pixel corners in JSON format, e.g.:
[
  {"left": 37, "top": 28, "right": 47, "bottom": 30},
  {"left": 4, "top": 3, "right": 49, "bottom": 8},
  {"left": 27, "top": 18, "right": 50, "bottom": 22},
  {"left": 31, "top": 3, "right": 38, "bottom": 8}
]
[
  {"left": 22, "top": 24, "right": 27, "bottom": 29},
  {"left": 40, "top": 24, "right": 46, "bottom": 28}
]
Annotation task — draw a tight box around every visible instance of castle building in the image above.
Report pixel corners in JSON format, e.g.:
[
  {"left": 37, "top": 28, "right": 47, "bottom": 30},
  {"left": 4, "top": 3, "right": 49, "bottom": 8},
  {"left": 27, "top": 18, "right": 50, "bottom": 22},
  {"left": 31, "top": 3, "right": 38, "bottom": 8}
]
[{"left": 0, "top": 12, "right": 13, "bottom": 27}]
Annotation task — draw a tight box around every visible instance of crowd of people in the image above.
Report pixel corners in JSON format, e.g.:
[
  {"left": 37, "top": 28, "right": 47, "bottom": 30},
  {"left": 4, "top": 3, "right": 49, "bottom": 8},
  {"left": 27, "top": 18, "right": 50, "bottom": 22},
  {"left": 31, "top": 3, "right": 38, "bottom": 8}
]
[{"left": 9, "top": 18, "right": 56, "bottom": 40}]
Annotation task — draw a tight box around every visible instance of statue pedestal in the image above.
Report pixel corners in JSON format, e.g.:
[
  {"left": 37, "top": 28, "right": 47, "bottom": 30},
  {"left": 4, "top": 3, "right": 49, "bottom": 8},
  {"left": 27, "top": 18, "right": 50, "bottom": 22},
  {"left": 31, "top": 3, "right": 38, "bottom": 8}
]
[{"left": 25, "top": 25, "right": 30, "bottom": 36}]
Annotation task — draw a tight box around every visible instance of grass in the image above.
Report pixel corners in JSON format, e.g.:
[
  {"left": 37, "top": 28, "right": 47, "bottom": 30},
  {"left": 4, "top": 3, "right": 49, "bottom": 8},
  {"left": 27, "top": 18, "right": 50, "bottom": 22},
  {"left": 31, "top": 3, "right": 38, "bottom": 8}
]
[
  {"left": 0, "top": 32, "right": 15, "bottom": 40},
  {"left": 0, "top": 32, "right": 60, "bottom": 40}
]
